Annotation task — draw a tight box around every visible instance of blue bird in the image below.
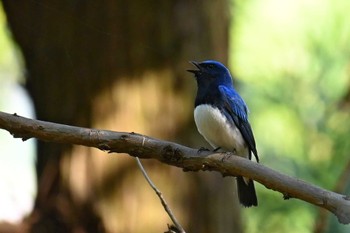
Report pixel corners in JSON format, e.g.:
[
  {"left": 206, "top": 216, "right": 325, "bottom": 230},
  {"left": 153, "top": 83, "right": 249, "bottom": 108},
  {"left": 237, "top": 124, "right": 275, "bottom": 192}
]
[{"left": 187, "top": 60, "right": 259, "bottom": 207}]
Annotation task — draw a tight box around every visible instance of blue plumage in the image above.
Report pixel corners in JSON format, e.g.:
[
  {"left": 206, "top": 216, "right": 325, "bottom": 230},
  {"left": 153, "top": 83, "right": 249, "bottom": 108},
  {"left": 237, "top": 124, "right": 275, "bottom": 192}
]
[
  {"left": 218, "top": 85, "right": 259, "bottom": 161},
  {"left": 188, "top": 60, "right": 259, "bottom": 207}
]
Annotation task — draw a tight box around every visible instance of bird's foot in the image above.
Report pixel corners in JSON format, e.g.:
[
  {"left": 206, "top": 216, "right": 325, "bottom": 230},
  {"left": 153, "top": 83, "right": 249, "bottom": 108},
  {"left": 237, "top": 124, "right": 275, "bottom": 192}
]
[{"left": 198, "top": 147, "right": 210, "bottom": 153}]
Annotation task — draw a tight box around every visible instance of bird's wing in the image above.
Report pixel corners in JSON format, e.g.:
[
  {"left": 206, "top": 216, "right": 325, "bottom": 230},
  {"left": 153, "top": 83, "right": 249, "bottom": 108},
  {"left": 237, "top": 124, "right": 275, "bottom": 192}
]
[{"left": 218, "top": 85, "right": 259, "bottom": 162}]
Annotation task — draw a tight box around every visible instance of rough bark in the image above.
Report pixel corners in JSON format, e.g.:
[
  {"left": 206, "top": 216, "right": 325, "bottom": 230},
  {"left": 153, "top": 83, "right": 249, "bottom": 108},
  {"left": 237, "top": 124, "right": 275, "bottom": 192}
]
[{"left": 0, "top": 111, "right": 350, "bottom": 226}]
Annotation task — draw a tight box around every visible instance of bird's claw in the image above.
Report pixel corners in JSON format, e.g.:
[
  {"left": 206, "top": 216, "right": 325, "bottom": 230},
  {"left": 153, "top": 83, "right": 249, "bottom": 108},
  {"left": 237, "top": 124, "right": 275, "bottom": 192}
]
[{"left": 198, "top": 147, "right": 210, "bottom": 153}]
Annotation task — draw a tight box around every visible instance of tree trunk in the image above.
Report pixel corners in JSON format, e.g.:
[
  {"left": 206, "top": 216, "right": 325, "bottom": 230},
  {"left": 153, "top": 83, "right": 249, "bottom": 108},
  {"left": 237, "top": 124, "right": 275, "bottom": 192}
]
[{"left": 2, "top": 0, "right": 238, "bottom": 232}]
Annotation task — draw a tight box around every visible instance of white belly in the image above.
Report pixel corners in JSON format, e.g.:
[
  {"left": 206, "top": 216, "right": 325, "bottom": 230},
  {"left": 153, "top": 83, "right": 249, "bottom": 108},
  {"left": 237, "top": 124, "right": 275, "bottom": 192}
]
[{"left": 194, "top": 104, "right": 249, "bottom": 158}]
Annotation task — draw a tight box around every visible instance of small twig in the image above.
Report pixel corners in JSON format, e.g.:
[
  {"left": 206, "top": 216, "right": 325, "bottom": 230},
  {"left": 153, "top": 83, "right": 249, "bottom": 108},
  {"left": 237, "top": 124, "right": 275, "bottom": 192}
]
[{"left": 135, "top": 157, "right": 185, "bottom": 233}]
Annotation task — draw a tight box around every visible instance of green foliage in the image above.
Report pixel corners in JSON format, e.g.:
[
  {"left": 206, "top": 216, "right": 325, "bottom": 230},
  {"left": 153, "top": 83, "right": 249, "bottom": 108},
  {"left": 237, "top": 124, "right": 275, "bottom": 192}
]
[
  {"left": 231, "top": 0, "right": 350, "bottom": 232},
  {"left": 0, "top": 3, "right": 22, "bottom": 85}
]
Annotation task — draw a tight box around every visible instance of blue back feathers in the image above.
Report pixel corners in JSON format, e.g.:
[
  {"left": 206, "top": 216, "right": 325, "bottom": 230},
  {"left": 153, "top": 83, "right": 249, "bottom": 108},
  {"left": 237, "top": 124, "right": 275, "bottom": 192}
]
[{"left": 188, "top": 60, "right": 259, "bottom": 162}]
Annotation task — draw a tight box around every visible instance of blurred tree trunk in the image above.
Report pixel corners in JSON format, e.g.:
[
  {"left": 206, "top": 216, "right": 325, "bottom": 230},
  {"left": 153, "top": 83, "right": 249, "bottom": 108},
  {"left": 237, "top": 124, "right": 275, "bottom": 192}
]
[{"left": 2, "top": 0, "right": 239, "bottom": 232}]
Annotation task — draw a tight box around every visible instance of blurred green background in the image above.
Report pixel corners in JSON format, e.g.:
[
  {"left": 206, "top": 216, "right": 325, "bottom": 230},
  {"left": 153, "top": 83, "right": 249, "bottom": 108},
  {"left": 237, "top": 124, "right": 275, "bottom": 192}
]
[
  {"left": 0, "top": 0, "right": 349, "bottom": 233},
  {"left": 231, "top": 0, "right": 350, "bottom": 233}
]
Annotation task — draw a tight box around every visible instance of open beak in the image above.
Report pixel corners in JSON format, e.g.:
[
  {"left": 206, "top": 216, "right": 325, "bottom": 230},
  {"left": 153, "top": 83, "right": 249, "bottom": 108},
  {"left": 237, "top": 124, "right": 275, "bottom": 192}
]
[{"left": 186, "top": 61, "right": 201, "bottom": 74}]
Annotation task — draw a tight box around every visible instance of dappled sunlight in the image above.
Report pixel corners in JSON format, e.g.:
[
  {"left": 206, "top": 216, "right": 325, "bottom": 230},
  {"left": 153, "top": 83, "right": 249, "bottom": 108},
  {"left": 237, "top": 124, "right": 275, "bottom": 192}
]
[
  {"left": 0, "top": 83, "right": 36, "bottom": 223},
  {"left": 232, "top": 0, "right": 350, "bottom": 232},
  {"left": 1, "top": 0, "right": 350, "bottom": 231},
  {"left": 0, "top": 4, "right": 36, "bottom": 224},
  {"left": 67, "top": 65, "right": 196, "bottom": 232},
  {"left": 97, "top": 160, "right": 175, "bottom": 233},
  {"left": 92, "top": 67, "right": 192, "bottom": 139},
  {"left": 255, "top": 105, "right": 304, "bottom": 162},
  {"left": 308, "top": 132, "right": 333, "bottom": 162}
]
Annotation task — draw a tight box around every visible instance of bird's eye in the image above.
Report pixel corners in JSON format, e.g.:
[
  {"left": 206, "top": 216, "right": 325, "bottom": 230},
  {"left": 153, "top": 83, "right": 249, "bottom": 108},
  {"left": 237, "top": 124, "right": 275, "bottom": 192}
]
[{"left": 208, "top": 64, "right": 214, "bottom": 69}]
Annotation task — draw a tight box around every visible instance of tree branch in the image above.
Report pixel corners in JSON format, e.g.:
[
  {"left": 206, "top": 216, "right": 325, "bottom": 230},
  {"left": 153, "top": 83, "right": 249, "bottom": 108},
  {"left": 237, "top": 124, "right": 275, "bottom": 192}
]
[
  {"left": 0, "top": 111, "right": 349, "bottom": 224},
  {"left": 313, "top": 158, "right": 350, "bottom": 232},
  {"left": 136, "top": 157, "right": 185, "bottom": 233}
]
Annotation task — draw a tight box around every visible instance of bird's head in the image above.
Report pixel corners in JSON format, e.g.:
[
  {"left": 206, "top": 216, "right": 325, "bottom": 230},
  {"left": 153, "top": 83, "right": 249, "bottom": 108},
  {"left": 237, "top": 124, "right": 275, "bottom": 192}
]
[{"left": 187, "top": 60, "right": 233, "bottom": 88}]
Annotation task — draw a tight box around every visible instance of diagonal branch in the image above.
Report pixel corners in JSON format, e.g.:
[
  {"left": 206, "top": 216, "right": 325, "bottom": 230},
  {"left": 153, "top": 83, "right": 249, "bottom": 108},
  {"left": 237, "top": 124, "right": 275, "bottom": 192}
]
[
  {"left": 0, "top": 111, "right": 350, "bottom": 224},
  {"left": 313, "top": 159, "right": 350, "bottom": 233},
  {"left": 136, "top": 157, "right": 185, "bottom": 233}
]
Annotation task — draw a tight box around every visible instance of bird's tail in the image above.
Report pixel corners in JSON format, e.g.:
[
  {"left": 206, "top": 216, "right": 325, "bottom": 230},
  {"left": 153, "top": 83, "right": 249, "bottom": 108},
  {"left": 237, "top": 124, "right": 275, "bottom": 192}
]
[{"left": 236, "top": 176, "right": 258, "bottom": 207}]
